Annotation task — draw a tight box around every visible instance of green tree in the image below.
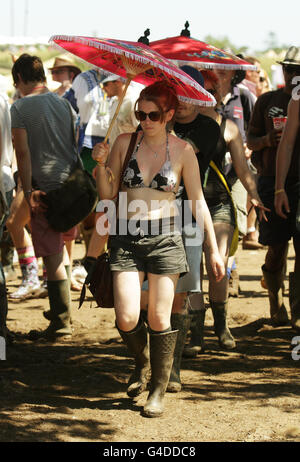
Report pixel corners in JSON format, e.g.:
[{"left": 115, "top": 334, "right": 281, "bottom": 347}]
[{"left": 203, "top": 35, "right": 249, "bottom": 55}]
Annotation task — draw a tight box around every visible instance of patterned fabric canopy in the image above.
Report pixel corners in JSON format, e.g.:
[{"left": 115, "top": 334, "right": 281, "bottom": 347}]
[
  {"left": 49, "top": 35, "right": 216, "bottom": 106},
  {"left": 150, "top": 35, "right": 257, "bottom": 71}
]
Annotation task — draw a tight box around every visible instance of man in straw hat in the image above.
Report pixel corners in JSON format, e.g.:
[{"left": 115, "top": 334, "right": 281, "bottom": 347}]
[
  {"left": 49, "top": 55, "right": 81, "bottom": 97},
  {"left": 101, "top": 73, "right": 140, "bottom": 146},
  {"left": 247, "top": 46, "right": 300, "bottom": 329}
]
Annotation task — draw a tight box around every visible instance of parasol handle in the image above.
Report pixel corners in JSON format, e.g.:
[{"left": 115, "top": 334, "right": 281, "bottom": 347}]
[{"left": 103, "top": 75, "right": 134, "bottom": 144}]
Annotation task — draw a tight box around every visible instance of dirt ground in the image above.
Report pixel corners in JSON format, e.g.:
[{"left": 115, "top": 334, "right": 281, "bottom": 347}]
[{"left": 0, "top": 240, "right": 300, "bottom": 443}]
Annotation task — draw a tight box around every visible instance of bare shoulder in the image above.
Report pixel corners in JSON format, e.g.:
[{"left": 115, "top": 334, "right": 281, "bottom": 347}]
[
  {"left": 224, "top": 118, "right": 239, "bottom": 141},
  {"left": 168, "top": 132, "right": 195, "bottom": 159},
  {"left": 113, "top": 132, "right": 137, "bottom": 149},
  {"left": 112, "top": 131, "right": 140, "bottom": 158}
]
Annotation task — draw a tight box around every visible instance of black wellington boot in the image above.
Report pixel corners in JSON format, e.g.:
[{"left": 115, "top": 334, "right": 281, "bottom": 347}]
[
  {"left": 167, "top": 313, "right": 190, "bottom": 392},
  {"left": 118, "top": 321, "right": 151, "bottom": 397},
  {"left": 211, "top": 300, "right": 236, "bottom": 350},
  {"left": 262, "top": 264, "right": 289, "bottom": 326},
  {"left": 183, "top": 309, "right": 206, "bottom": 358}
]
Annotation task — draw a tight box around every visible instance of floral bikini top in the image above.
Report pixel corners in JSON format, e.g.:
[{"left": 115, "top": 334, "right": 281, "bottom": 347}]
[{"left": 122, "top": 134, "right": 178, "bottom": 193}]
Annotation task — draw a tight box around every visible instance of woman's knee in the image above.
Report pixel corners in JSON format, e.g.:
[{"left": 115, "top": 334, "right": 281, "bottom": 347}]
[{"left": 115, "top": 311, "right": 140, "bottom": 332}]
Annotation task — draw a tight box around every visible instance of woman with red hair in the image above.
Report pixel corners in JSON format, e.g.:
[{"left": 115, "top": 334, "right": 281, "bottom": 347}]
[{"left": 92, "top": 81, "right": 225, "bottom": 418}]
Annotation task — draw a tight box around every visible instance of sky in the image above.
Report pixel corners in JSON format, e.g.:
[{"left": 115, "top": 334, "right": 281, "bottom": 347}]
[{"left": 1, "top": 0, "right": 300, "bottom": 52}]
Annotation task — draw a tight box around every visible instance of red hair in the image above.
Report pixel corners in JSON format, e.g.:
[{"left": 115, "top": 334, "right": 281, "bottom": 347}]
[{"left": 135, "top": 81, "right": 179, "bottom": 121}]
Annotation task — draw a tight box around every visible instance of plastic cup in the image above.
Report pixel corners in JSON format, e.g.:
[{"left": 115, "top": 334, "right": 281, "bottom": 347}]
[{"left": 273, "top": 116, "right": 287, "bottom": 130}]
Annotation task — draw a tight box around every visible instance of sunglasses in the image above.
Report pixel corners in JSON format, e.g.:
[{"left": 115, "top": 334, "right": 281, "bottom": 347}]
[
  {"left": 283, "top": 65, "right": 300, "bottom": 74},
  {"left": 135, "top": 110, "right": 162, "bottom": 122},
  {"left": 51, "top": 68, "right": 69, "bottom": 75}
]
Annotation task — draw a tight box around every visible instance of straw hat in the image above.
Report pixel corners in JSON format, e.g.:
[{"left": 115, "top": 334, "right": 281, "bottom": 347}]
[
  {"left": 277, "top": 46, "right": 300, "bottom": 66},
  {"left": 49, "top": 56, "right": 81, "bottom": 75}
]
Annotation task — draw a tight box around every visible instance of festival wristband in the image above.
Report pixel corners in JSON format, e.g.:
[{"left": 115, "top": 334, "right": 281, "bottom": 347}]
[
  {"left": 24, "top": 189, "right": 33, "bottom": 196},
  {"left": 274, "top": 189, "right": 285, "bottom": 195}
]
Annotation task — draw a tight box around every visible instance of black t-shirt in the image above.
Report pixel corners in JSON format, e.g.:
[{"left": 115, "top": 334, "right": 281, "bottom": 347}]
[
  {"left": 248, "top": 88, "right": 300, "bottom": 178},
  {"left": 173, "top": 113, "right": 220, "bottom": 184},
  {"left": 203, "top": 118, "right": 229, "bottom": 205},
  {"left": 173, "top": 113, "right": 220, "bottom": 224}
]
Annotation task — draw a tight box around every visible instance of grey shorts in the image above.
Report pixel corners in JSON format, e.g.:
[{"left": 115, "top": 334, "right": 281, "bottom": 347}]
[
  {"left": 109, "top": 220, "right": 188, "bottom": 276},
  {"left": 142, "top": 222, "right": 203, "bottom": 293}
]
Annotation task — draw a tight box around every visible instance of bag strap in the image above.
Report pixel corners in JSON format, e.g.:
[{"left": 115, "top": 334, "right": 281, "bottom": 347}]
[
  {"left": 209, "top": 160, "right": 238, "bottom": 225},
  {"left": 115, "top": 131, "right": 138, "bottom": 209},
  {"left": 119, "top": 132, "right": 138, "bottom": 188},
  {"left": 63, "top": 98, "right": 82, "bottom": 164}
]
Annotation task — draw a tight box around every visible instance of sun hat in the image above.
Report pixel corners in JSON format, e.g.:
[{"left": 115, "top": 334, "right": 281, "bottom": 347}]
[
  {"left": 49, "top": 56, "right": 81, "bottom": 74},
  {"left": 101, "top": 74, "right": 124, "bottom": 84},
  {"left": 277, "top": 46, "right": 300, "bottom": 66}
]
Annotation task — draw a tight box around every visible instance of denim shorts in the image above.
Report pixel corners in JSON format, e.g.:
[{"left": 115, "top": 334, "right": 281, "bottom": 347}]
[
  {"left": 109, "top": 219, "right": 188, "bottom": 276},
  {"left": 208, "top": 199, "right": 235, "bottom": 227}
]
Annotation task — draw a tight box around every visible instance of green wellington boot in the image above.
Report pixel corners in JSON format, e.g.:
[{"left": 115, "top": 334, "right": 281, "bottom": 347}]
[
  {"left": 167, "top": 313, "right": 190, "bottom": 393},
  {"left": 29, "top": 279, "right": 72, "bottom": 340},
  {"left": 43, "top": 266, "right": 73, "bottom": 323},
  {"left": 211, "top": 300, "right": 236, "bottom": 350},
  {"left": 118, "top": 321, "right": 151, "bottom": 398},
  {"left": 289, "top": 272, "right": 300, "bottom": 332},
  {"left": 142, "top": 330, "right": 178, "bottom": 418},
  {"left": 262, "top": 265, "right": 289, "bottom": 326}
]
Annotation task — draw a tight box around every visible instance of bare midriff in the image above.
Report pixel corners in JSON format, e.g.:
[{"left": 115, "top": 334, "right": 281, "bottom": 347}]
[{"left": 118, "top": 186, "right": 180, "bottom": 221}]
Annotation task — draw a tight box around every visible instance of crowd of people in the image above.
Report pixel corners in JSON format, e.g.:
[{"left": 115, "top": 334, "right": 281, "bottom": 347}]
[{"left": 0, "top": 43, "right": 299, "bottom": 418}]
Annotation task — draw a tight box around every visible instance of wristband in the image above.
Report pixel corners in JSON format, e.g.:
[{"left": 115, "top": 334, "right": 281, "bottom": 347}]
[
  {"left": 24, "top": 189, "right": 33, "bottom": 196},
  {"left": 274, "top": 189, "right": 285, "bottom": 195}
]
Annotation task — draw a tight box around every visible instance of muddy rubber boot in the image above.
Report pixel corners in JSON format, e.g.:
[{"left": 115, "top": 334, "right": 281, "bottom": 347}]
[
  {"left": 289, "top": 272, "right": 300, "bottom": 332},
  {"left": 142, "top": 330, "right": 178, "bottom": 418},
  {"left": 43, "top": 266, "right": 73, "bottom": 324},
  {"left": 211, "top": 300, "right": 236, "bottom": 350},
  {"left": 228, "top": 269, "right": 240, "bottom": 297},
  {"left": 28, "top": 279, "right": 72, "bottom": 340},
  {"left": 262, "top": 265, "right": 289, "bottom": 326},
  {"left": 167, "top": 313, "right": 190, "bottom": 393},
  {"left": 183, "top": 310, "right": 206, "bottom": 358},
  {"left": 118, "top": 321, "right": 150, "bottom": 398}
]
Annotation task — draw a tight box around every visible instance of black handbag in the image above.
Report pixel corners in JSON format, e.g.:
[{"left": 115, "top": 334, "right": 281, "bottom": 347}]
[
  {"left": 78, "top": 132, "right": 138, "bottom": 309},
  {"left": 41, "top": 100, "right": 98, "bottom": 233}
]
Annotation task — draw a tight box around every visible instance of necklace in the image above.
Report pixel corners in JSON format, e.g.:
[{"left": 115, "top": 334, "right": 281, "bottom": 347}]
[
  {"left": 30, "top": 84, "right": 48, "bottom": 94},
  {"left": 143, "top": 135, "right": 167, "bottom": 159}
]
